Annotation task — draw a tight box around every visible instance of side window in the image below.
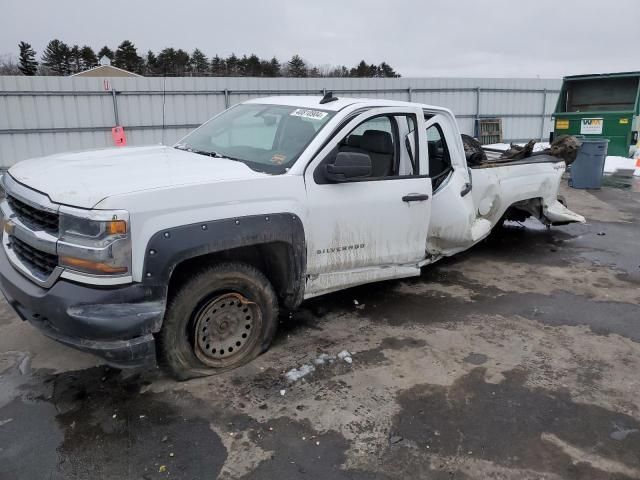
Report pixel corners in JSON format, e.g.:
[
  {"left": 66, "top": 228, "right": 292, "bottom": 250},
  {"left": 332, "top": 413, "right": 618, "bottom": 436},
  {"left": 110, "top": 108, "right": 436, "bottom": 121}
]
[
  {"left": 398, "top": 115, "right": 418, "bottom": 176},
  {"left": 426, "top": 124, "right": 452, "bottom": 190},
  {"left": 335, "top": 114, "right": 420, "bottom": 179},
  {"left": 339, "top": 116, "right": 396, "bottom": 178}
]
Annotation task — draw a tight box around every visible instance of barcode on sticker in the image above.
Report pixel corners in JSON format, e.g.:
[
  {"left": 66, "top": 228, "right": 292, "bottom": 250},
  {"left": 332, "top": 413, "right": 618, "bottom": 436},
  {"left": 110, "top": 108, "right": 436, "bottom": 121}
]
[{"left": 290, "top": 108, "right": 328, "bottom": 120}]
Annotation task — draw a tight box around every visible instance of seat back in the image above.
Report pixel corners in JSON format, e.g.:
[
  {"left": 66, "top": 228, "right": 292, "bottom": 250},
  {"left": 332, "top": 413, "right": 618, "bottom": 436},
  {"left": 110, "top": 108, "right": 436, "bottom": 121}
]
[{"left": 360, "top": 130, "right": 394, "bottom": 177}]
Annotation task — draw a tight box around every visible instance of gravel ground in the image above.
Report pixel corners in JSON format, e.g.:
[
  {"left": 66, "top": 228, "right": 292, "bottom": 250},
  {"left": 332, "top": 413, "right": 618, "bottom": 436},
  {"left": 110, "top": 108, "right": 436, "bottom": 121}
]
[{"left": 1, "top": 179, "right": 639, "bottom": 480}]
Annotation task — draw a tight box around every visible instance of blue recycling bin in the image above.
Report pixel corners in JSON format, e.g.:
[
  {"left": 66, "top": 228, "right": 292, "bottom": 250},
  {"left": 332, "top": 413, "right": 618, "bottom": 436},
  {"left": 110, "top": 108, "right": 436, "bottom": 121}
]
[{"left": 569, "top": 139, "right": 609, "bottom": 189}]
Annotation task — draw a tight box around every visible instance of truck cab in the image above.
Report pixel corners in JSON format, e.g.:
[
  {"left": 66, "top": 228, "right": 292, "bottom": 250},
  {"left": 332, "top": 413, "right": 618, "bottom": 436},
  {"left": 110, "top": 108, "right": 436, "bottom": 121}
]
[{"left": 0, "top": 96, "right": 584, "bottom": 379}]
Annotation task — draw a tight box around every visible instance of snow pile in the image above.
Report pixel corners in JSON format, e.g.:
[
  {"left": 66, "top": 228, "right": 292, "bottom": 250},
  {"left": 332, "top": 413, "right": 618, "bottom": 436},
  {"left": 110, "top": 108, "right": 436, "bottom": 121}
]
[
  {"left": 337, "top": 350, "right": 353, "bottom": 364},
  {"left": 603, "top": 156, "right": 638, "bottom": 176},
  {"left": 285, "top": 364, "right": 315, "bottom": 382},
  {"left": 285, "top": 351, "right": 355, "bottom": 383},
  {"left": 313, "top": 353, "right": 335, "bottom": 365}
]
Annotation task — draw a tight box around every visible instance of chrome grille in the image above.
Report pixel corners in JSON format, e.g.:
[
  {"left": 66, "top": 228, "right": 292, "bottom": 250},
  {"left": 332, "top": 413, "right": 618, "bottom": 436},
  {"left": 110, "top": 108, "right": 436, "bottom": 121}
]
[
  {"left": 7, "top": 195, "right": 59, "bottom": 234},
  {"left": 8, "top": 235, "right": 58, "bottom": 278}
]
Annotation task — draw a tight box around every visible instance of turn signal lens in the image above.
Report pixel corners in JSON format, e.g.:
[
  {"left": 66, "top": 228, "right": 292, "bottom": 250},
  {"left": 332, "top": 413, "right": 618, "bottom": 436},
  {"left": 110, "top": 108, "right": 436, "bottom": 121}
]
[
  {"left": 106, "top": 220, "right": 127, "bottom": 235},
  {"left": 60, "top": 256, "right": 128, "bottom": 274}
]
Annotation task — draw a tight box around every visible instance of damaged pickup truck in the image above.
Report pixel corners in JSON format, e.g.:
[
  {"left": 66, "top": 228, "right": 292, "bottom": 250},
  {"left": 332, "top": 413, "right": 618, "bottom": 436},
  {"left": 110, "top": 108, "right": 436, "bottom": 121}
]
[{"left": 0, "top": 95, "right": 584, "bottom": 379}]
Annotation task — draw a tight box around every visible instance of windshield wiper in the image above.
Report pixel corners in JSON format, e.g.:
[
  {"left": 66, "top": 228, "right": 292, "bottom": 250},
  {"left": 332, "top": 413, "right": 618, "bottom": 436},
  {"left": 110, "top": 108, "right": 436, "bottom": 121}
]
[{"left": 174, "top": 144, "right": 244, "bottom": 162}]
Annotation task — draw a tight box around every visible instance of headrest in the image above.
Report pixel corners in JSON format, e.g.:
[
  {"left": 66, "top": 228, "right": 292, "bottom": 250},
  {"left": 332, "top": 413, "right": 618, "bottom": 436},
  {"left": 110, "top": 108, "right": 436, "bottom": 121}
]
[
  {"left": 346, "top": 134, "right": 362, "bottom": 148},
  {"left": 361, "top": 130, "right": 393, "bottom": 154}
]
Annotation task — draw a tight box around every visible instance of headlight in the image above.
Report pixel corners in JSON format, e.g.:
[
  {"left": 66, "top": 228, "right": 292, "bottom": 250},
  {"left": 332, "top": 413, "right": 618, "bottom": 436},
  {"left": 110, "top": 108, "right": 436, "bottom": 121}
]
[{"left": 58, "top": 207, "right": 131, "bottom": 276}]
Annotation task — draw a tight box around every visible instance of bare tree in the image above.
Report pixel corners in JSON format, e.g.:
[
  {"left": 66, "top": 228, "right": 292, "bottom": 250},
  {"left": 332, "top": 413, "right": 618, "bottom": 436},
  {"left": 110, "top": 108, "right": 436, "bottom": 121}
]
[{"left": 0, "top": 54, "right": 21, "bottom": 75}]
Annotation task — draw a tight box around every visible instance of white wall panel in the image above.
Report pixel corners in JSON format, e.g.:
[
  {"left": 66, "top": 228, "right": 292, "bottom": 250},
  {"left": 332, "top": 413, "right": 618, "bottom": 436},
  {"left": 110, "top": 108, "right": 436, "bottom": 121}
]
[{"left": 0, "top": 76, "right": 561, "bottom": 168}]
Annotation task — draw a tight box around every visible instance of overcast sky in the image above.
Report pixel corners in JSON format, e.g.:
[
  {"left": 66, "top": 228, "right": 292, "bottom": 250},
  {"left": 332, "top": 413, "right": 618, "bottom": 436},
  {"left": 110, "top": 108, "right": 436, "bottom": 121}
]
[{"left": 1, "top": 0, "right": 638, "bottom": 78}]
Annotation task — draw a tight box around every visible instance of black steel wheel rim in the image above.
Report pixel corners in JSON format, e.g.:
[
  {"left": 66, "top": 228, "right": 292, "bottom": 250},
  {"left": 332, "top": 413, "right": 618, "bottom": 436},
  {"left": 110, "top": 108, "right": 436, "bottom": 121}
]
[{"left": 193, "top": 292, "right": 260, "bottom": 367}]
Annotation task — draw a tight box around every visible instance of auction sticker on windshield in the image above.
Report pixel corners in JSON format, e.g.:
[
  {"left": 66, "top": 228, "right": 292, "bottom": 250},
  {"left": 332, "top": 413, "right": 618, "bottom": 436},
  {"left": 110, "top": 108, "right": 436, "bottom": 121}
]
[{"left": 290, "top": 109, "right": 328, "bottom": 120}]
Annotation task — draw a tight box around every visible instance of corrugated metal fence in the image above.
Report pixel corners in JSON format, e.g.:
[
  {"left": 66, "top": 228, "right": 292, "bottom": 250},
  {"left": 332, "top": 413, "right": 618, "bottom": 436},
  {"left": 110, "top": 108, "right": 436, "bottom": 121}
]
[{"left": 0, "top": 76, "right": 561, "bottom": 169}]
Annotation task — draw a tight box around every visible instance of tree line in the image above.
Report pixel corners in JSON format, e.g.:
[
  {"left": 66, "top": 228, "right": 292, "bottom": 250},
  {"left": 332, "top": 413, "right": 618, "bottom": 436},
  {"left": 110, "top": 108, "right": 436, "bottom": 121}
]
[{"left": 10, "top": 39, "right": 401, "bottom": 78}]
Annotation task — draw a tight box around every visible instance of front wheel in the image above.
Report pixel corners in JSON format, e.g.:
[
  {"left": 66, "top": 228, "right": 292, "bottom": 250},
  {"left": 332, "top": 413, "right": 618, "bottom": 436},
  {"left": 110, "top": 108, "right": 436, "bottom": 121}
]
[{"left": 157, "top": 262, "right": 279, "bottom": 380}]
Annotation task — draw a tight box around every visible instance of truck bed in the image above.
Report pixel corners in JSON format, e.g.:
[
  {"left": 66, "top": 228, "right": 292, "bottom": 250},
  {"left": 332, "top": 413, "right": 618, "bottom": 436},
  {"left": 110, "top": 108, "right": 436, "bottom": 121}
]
[{"left": 471, "top": 151, "right": 564, "bottom": 169}]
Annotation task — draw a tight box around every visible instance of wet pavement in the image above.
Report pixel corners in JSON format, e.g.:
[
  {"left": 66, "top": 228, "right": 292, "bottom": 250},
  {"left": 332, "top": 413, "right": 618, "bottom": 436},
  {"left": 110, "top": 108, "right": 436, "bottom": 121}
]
[{"left": 1, "top": 180, "right": 639, "bottom": 479}]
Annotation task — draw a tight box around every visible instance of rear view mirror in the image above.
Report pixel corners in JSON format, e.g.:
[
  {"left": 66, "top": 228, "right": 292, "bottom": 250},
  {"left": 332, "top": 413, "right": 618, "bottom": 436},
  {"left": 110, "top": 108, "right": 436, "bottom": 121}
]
[{"left": 325, "top": 152, "right": 372, "bottom": 182}]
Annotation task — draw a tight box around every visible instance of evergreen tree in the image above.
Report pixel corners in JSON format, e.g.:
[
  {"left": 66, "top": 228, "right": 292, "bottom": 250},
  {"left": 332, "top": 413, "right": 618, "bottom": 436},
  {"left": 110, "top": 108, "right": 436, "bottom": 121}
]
[
  {"left": 144, "top": 50, "right": 159, "bottom": 75},
  {"left": 351, "top": 60, "right": 370, "bottom": 77},
  {"left": 287, "top": 54, "right": 307, "bottom": 77},
  {"left": 210, "top": 55, "right": 225, "bottom": 76},
  {"left": 268, "top": 56, "right": 281, "bottom": 77},
  {"left": 225, "top": 53, "right": 239, "bottom": 76},
  {"left": 79, "top": 45, "right": 97, "bottom": 70},
  {"left": 113, "top": 40, "right": 142, "bottom": 73},
  {"left": 157, "top": 48, "right": 177, "bottom": 74},
  {"left": 97, "top": 46, "right": 114, "bottom": 61},
  {"left": 245, "top": 54, "right": 261, "bottom": 76},
  {"left": 69, "top": 45, "right": 82, "bottom": 74},
  {"left": 378, "top": 62, "right": 399, "bottom": 78},
  {"left": 41, "top": 39, "right": 70, "bottom": 75},
  {"left": 190, "top": 49, "right": 208, "bottom": 75},
  {"left": 174, "top": 49, "right": 190, "bottom": 75},
  {"left": 18, "top": 41, "right": 38, "bottom": 76}
]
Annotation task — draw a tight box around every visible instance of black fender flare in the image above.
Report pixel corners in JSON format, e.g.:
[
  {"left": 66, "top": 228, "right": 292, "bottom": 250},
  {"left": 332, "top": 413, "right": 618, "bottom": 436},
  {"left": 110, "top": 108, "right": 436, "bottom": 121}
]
[{"left": 142, "top": 213, "right": 306, "bottom": 309}]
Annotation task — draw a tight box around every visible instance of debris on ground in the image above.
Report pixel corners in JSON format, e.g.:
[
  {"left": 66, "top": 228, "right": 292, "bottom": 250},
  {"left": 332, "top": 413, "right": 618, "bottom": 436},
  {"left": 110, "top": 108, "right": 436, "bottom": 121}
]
[
  {"left": 390, "top": 435, "right": 403, "bottom": 445},
  {"left": 337, "top": 350, "right": 353, "bottom": 364},
  {"left": 313, "top": 353, "right": 335, "bottom": 365},
  {"left": 279, "top": 389, "right": 286, "bottom": 396},
  {"left": 159, "top": 465, "right": 167, "bottom": 473},
  {"left": 285, "top": 364, "right": 315, "bottom": 382},
  {"left": 353, "top": 299, "right": 365, "bottom": 310}
]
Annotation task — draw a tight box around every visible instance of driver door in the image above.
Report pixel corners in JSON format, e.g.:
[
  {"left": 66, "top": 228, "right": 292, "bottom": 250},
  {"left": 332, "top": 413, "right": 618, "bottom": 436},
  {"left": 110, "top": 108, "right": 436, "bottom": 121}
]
[{"left": 303, "top": 106, "right": 432, "bottom": 297}]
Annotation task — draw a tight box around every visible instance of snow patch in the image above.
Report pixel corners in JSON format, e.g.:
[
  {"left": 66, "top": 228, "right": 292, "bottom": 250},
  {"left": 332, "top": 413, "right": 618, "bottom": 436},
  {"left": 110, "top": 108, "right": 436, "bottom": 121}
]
[
  {"left": 604, "top": 156, "right": 639, "bottom": 177},
  {"left": 313, "top": 353, "right": 335, "bottom": 365},
  {"left": 337, "top": 350, "right": 353, "bottom": 364},
  {"left": 284, "top": 364, "right": 315, "bottom": 382}
]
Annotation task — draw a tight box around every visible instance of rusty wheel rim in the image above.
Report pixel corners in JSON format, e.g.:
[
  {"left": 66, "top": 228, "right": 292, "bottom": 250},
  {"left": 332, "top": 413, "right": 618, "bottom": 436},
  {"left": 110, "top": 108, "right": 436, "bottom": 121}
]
[{"left": 193, "top": 292, "right": 260, "bottom": 367}]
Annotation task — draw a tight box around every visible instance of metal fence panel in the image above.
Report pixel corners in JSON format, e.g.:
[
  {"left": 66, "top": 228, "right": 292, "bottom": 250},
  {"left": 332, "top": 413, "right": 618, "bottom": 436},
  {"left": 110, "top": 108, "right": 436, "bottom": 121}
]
[{"left": 0, "top": 76, "right": 561, "bottom": 168}]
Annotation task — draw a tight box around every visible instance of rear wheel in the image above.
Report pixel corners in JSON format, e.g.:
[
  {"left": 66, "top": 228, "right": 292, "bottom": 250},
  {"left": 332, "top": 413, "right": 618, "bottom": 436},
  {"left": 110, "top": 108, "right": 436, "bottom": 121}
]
[{"left": 157, "top": 262, "right": 279, "bottom": 380}]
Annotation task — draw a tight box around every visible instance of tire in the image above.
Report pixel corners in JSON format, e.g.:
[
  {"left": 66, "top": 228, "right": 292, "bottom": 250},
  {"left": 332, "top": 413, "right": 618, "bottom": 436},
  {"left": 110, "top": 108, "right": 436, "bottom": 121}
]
[{"left": 157, "top": 262, "right": 279, "bottom": 380}]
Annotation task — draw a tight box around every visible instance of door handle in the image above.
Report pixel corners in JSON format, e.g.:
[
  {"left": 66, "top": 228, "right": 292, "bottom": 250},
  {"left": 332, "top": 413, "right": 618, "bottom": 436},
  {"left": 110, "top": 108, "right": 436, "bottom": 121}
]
[
  {"left": 402, "top": 193, "right": 429, "bottom": 202},
  {"left": 460, "top": 182, "right": 472, "bottom": 197}
]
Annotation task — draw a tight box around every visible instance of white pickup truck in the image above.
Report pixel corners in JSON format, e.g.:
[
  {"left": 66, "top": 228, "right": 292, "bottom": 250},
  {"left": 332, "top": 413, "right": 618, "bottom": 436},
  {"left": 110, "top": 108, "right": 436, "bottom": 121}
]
[{"left": 0, "top": 95, "right": 584, "bottom": 379}]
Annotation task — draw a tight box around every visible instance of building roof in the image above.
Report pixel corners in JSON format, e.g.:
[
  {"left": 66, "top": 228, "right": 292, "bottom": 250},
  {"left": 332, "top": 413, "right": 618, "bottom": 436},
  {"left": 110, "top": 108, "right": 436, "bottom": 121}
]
[
  {"left": 71, "top": 64, "right": 141, "bottom": 78},
  {"left": 564, "top": 71, "right": 640, "bottom": 81}
]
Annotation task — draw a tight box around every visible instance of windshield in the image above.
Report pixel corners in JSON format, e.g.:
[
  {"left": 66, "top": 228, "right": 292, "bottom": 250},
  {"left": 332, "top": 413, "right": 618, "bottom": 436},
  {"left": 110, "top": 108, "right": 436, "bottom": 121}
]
[{"left": 175, "top": 103, "right": 336, "bottom": 173}]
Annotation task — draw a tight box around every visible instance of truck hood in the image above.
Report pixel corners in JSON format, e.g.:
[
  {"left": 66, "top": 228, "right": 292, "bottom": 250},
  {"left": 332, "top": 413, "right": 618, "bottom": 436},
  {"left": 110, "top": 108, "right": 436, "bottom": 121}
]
[{"left": 8, "top": 146, "right": 267, "bottom": 208}]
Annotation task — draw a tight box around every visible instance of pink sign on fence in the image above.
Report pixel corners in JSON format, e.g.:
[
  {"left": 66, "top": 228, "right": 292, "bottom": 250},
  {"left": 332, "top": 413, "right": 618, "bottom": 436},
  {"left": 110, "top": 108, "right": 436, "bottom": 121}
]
[{"left": 111, "top": 126, "right": 127, "bottom": 146}]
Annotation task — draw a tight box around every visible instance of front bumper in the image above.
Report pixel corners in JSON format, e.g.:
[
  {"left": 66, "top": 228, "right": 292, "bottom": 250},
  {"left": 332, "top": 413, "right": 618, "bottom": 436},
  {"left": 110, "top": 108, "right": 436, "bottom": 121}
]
[{"left": 0, "top": 243, "right": 166, "bottom": 368}]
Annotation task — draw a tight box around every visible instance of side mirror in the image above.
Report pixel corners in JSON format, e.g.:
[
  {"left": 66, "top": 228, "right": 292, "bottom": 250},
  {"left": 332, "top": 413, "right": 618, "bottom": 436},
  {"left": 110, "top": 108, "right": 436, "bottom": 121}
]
[{"left": 324, "top": 152, "right": 372, "bottom": 182}]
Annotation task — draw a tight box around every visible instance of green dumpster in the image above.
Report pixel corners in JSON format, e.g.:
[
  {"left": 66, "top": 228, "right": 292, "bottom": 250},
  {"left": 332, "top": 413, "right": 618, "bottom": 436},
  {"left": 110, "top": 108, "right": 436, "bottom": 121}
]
[{"left": 552, "top": 71, "right": 640, "bottom": 157}]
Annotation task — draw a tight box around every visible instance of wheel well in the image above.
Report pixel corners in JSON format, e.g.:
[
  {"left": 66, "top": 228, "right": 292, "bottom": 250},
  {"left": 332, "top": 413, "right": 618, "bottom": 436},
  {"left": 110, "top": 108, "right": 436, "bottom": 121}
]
[
  {"left": 167, "top": 242, "right": 298, "bottom": 306},
  {"left": 502, "top": 197, "right": 543, "bottom": 222}
]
